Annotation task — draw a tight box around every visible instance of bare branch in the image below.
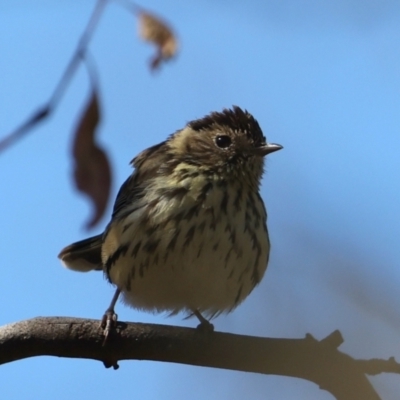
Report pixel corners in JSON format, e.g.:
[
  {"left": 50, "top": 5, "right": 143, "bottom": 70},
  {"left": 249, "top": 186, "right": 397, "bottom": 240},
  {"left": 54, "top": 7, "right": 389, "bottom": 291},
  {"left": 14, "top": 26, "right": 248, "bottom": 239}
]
[
  {"left": 0, "top": 0, "right": 107, "bottom": 153},
  {"left": 1, "top": 317, "right": 397, "bottom": 400}
]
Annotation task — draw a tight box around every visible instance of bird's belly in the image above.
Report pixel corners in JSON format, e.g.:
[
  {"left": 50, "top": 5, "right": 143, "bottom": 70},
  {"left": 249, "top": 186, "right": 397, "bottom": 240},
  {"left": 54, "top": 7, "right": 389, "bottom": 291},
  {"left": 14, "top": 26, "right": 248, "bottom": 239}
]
[{"left": 104, "top": 189, "right": 269, "bottom": 317}]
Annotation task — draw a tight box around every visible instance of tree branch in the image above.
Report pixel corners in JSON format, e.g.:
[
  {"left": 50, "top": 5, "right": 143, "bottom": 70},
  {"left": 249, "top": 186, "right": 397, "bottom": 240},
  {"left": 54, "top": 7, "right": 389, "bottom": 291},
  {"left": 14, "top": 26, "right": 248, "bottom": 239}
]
[
  {"left": 1, "top": 317, "right": 398, "bottom": 400},
  {"left": 0, "top": 0, "right": 107, "bottom": 153}
]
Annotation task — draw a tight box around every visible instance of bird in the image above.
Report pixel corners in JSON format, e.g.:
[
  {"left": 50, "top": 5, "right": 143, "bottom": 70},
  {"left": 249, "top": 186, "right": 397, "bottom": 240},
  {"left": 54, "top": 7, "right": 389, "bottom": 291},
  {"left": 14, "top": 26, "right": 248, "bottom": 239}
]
[{"left": 58, "top": 106, "right": 282, "bottom": 335}]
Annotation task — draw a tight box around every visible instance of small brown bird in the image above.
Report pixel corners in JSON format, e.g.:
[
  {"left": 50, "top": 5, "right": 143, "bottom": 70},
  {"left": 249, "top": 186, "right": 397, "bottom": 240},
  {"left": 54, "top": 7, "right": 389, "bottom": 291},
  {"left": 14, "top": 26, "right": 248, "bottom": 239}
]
[{"left": 59, "top": 106, "right": 282, "bottom": 332}]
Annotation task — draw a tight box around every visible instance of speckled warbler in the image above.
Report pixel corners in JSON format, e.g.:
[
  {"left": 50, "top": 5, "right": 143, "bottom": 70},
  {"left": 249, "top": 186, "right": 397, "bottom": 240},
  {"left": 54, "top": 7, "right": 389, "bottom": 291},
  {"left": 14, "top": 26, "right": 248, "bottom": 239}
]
[{"left": 59, "top": 106, "right": 282, "bottom": 332}]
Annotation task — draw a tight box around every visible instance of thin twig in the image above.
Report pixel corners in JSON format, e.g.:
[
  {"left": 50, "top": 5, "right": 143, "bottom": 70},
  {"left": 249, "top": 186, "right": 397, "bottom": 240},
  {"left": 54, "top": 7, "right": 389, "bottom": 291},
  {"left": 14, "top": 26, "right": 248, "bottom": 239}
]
[{"left": 0, "top": 0, "right": 108, "bottom": 153}]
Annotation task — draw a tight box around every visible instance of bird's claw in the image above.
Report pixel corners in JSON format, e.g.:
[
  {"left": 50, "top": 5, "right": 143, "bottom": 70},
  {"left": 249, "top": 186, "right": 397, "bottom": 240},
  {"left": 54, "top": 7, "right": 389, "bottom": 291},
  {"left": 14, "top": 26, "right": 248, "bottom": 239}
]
[
  {"left": 193, "top": 309, "right": 214, "bottom": 332},
  {"left": 196, "top": 320, "right": 214, "bottom": 332},
  {"left": 100, "top": 310, "right": 118, "bottom": 346}
]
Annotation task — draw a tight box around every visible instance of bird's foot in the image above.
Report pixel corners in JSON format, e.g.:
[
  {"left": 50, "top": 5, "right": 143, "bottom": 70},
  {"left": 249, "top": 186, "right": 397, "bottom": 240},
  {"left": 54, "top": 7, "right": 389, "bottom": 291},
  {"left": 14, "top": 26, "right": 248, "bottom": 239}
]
[
  {"left": 100, "top": 309, "right": 118, "bottom": 346},
  {"left": 193, "top": 309, "right": 214, "bottom": 332},
  {"left": 100, "top": 288, "right": 121, "bottom": 346},
  {"left": 196, "top": 319, "right": 214, "bottom": 332}
]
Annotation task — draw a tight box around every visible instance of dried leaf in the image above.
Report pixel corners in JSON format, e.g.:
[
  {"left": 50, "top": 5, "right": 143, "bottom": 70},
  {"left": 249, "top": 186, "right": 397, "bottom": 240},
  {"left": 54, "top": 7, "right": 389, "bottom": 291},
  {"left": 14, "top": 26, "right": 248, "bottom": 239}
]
[
  {"left": 138, "top": 11, "right": 178, "bottom": 70},
  {"left": 72, "top": 90, "right": 111, "bottom": 229}
]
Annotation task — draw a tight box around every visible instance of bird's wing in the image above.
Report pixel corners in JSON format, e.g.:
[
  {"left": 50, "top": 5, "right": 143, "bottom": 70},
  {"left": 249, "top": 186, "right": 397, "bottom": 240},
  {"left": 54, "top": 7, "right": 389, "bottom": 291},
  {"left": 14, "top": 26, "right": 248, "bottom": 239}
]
[{"left": 111, "top": 141, "right": 168, "bottom": 218}]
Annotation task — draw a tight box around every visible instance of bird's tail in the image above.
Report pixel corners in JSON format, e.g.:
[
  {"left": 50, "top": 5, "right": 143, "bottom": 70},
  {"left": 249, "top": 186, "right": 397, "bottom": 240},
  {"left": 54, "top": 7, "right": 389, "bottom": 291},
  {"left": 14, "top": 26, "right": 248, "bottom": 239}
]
[{"left": 58, "top": 235, "right": 103, "bottom": 272}]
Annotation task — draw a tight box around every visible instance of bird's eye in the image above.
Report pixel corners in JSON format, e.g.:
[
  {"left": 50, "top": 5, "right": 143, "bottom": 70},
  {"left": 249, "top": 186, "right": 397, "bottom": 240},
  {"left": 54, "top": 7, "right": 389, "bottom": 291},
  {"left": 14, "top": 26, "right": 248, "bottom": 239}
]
[{"left": 215, "top": 135, "right": 232, "bottom": 149}]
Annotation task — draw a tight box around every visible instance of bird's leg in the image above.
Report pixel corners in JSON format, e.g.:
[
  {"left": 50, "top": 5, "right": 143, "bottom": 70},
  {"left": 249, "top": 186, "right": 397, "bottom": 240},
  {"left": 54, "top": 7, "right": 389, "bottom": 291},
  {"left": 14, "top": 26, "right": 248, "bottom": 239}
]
[
  {"left": 193, "top": 309, "right": 214, "bottom": 332},
  {"left": 100, "top": 288, "right": 121, "bottom": 345}
]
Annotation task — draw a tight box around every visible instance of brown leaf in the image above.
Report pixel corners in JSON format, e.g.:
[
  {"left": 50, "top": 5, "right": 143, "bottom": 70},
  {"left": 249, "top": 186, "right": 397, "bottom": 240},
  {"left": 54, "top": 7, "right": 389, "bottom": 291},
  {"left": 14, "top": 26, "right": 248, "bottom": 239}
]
[
  {"left": 138, "top": 11, "right": 178, "bottom": 70},
  {"left": 72, "top": 90, "right": 111, "bottom": 229}
]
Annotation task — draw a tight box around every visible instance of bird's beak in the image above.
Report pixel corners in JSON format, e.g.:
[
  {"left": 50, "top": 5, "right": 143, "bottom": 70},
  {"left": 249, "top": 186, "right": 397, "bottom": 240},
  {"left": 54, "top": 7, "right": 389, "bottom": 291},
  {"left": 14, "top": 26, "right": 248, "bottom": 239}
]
[{"left": 253, "top": 143, "right": 283, "bottom": 157}]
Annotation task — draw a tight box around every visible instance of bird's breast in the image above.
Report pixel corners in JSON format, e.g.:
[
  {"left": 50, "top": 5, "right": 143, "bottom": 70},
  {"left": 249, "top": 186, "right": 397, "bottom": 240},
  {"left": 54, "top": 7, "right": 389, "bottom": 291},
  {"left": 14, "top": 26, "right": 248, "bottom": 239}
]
[{"left": 102, "top": 177, "right": 270, "bottom": 316}]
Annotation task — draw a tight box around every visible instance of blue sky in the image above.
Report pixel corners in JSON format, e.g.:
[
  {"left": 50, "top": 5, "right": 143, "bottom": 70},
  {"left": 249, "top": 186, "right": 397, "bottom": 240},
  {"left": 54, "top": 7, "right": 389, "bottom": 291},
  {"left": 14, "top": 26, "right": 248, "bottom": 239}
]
[{"left": 1, "top": 1, "right": 400, "bottom": 399}]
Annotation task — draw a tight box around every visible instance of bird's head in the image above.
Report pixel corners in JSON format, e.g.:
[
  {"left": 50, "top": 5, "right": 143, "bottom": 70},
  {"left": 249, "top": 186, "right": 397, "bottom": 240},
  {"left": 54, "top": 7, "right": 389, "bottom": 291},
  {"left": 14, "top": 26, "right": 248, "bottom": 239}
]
[{"left": 168, "top": 106, "right": 282, "bottom": 185}]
